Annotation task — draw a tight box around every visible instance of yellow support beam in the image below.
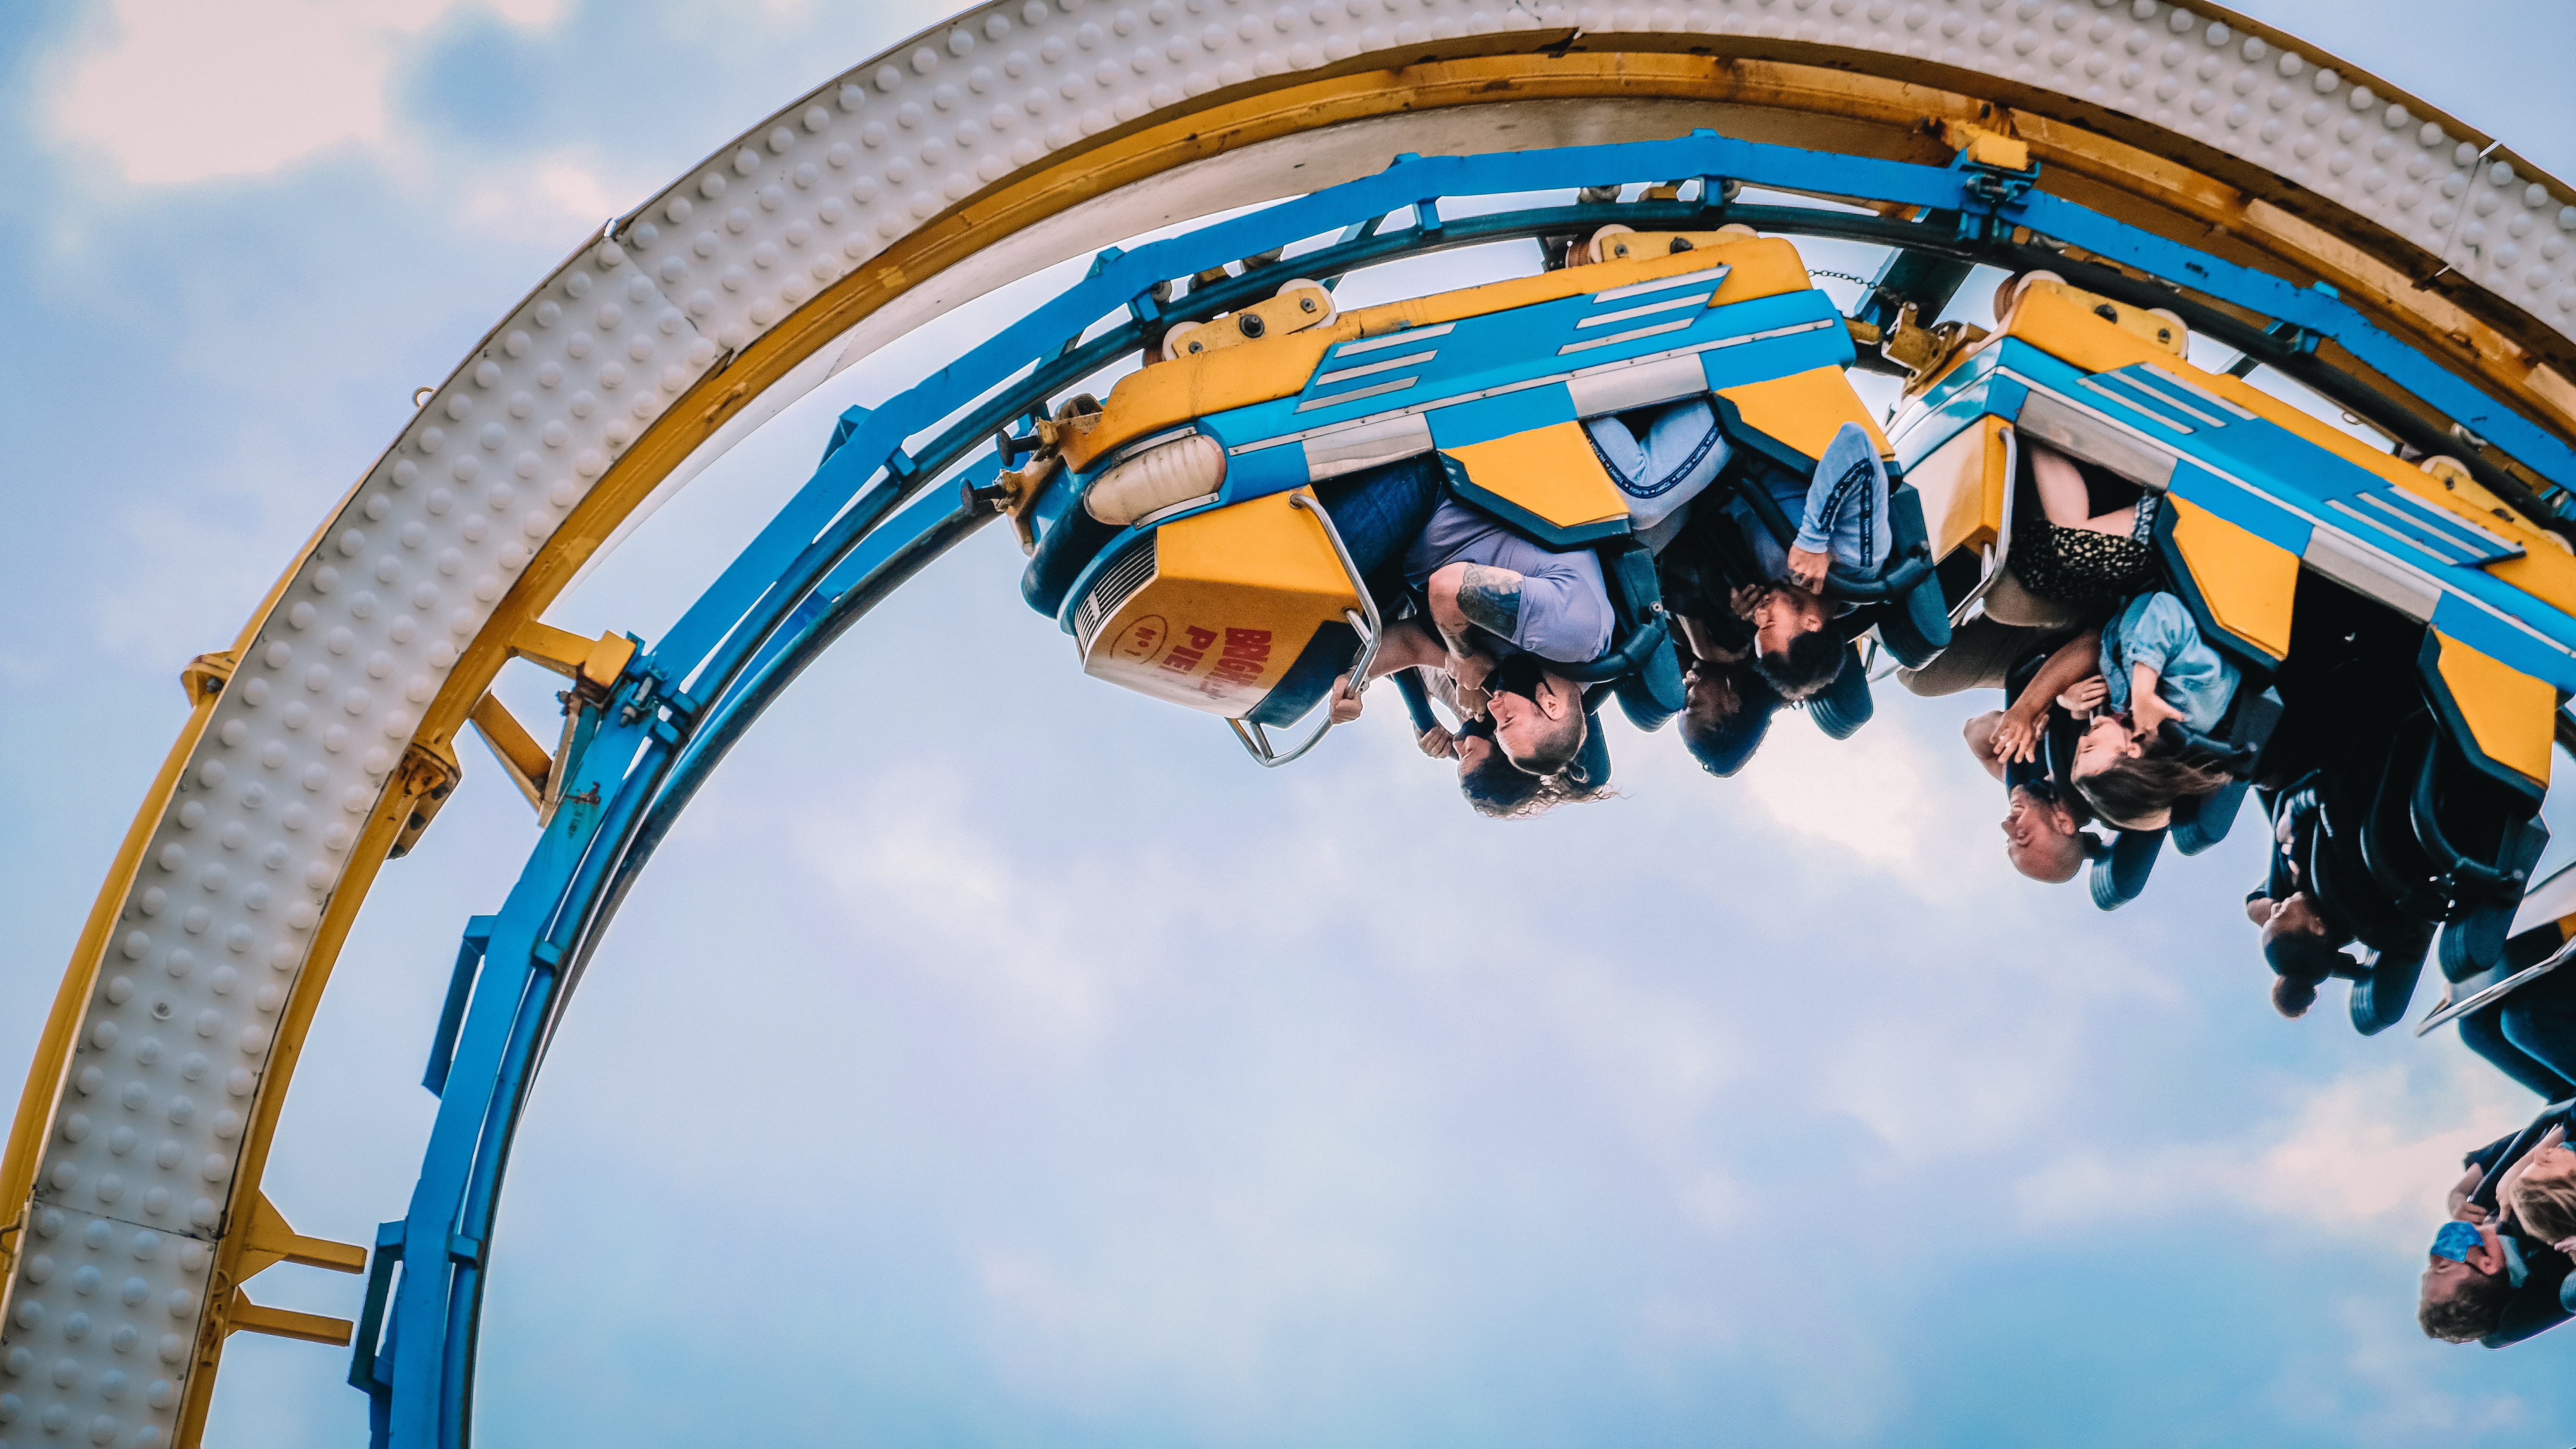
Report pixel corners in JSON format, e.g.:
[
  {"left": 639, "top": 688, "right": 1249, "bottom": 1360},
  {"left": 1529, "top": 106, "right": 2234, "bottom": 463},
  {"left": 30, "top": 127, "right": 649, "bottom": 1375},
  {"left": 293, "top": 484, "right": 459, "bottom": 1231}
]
[
  {"left": 507, "top": 620, "right": 634, "bottom": 690},
  {"left": 223, "top": 1293, "right": 354, "bottom": 1348},
  {"left": 232, "top": 1190, "right": 368, "bottom": 1285},
  {"left": 1939, "top": 118, "right": 2029, "bottom": 174},
  {"left": 466, "top": 693, "right": 553, "bottom": 811},
  {"left": 387, "top": 737, "right": 462, "bottom": 861}
]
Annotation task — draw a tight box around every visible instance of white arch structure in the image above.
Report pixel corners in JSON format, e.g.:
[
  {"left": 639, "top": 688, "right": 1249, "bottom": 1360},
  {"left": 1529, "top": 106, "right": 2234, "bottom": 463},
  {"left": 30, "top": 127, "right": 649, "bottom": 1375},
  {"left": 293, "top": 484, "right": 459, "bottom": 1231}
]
[{"left": 8, "top": 3, "right": 2576, "bottom": 1444}]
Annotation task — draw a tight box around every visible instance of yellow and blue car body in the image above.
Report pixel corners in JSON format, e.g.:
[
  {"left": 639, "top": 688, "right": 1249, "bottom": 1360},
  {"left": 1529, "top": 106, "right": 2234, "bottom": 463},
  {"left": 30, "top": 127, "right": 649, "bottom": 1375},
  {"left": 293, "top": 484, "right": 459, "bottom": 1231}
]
[{"left": 1036, "top": 235, "right": 1886, "bottom": 722}]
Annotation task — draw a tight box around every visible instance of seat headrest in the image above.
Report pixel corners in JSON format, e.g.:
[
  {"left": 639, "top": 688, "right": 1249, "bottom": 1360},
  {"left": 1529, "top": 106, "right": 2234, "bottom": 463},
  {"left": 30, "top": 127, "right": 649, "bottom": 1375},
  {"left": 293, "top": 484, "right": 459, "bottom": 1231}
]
[
  {"left": 2157, "top": 718, "right": 2259, "bottom": 777},
  {"left": 1567, "top": 706, "right": 1614, "bottom": 793},
  {"left": 1683, "top": 671, "right": 1783, "bottom": 777}
]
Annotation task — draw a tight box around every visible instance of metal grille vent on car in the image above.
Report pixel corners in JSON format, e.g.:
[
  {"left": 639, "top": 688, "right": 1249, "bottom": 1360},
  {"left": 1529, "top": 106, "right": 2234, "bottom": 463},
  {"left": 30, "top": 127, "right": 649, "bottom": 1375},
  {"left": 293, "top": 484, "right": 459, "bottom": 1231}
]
[{"left": 1073, "top": 534, "right": 1158, "bottom": 652}]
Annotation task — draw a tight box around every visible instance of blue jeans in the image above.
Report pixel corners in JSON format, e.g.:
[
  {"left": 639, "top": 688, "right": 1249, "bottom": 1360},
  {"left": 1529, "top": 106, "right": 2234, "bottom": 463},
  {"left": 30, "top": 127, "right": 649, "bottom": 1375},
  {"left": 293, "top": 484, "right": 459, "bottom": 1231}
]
[
  {"left": 2462, "top": 971, "right": 2576, "bottom": 1101},
  {"left": 1247, "top": 454, "right": 1444, "bottom": 726}
]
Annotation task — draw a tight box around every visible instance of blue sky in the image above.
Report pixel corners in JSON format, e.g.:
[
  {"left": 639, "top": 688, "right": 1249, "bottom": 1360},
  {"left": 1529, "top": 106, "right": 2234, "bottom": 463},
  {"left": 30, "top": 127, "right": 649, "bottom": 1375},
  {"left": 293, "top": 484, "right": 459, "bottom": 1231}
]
[{"left": 5, "top": 1, "right": 2576, "bottom": 1445}]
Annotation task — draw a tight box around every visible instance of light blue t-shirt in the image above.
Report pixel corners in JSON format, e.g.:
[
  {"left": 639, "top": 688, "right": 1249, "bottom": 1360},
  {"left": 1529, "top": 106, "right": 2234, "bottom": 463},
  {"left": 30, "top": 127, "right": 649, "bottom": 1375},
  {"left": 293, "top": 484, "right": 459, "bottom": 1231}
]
[
  {"left": 1401, "top": 497, "right": 1615, "bottom": 664},
  {"left": 1729, "top": 421, "right": 1893, "bottom": 587},
  {"left": 2099, "top": 591, "right": 2239, "bottom": 731}
]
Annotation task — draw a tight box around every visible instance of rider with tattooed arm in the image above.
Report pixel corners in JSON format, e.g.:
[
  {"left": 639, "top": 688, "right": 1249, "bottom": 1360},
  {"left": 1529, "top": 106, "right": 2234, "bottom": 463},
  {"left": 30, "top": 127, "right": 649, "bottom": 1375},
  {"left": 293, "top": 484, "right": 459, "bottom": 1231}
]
[{"left": 1326, "top": 493, "right": 1615, "bottom": 778}]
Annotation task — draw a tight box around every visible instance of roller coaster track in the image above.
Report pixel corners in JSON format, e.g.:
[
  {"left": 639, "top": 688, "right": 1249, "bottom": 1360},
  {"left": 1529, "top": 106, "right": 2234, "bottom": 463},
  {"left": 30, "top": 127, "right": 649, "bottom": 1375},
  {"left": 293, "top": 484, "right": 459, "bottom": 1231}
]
[{"left": 9, "top": 4, "right": 2576, "bottom": 1444}]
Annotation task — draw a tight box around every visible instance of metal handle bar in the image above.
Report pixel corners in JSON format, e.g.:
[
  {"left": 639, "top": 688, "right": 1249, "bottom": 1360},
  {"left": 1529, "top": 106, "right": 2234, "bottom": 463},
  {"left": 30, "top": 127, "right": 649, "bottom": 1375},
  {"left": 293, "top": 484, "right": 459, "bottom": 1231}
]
[
  {"left": 2416, "top": 932, "right": 2576, "bottom": 1036},
  {"left": 1823, "top": 551, "right": 1934, "bottom": 603},
  {"left": 1228, "top": 492, "right": 1383, "bottom": 767}
]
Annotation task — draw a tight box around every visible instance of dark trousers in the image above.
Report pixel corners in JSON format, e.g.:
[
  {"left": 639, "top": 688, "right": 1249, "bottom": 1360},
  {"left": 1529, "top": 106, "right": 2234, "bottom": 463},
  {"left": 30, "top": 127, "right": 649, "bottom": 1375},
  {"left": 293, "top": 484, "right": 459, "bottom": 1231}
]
[{"left": 2463, "top": 971, "right": 2576, "bottom": 1101}]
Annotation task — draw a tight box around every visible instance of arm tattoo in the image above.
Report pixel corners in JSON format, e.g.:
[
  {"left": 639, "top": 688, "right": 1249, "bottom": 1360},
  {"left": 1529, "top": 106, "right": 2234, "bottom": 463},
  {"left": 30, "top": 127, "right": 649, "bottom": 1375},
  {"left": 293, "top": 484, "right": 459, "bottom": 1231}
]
[{"left": 1455, "top": 564, "right": 1523, "bottom": 641}]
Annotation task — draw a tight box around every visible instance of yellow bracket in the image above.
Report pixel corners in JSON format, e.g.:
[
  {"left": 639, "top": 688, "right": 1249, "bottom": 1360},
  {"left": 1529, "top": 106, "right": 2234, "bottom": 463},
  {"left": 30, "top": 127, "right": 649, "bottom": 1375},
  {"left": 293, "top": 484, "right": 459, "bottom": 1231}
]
[
  {"left": 1586, "top": 224, "right": 1756, "bottom": 264},
  {"left": 973, "top": 451, "right": 1059, "bottom": 556},
  {"left": 215, "top": 1192, "right": 364, "bottom": 1348},
  {"left": 223, "top": 1292, "right": 353, "bottom": 1348},
  {"left": 1163, "top": 281, "right": 1334, "bottom": 359},
  {"left": 180, "top": 652, "right": 236, "bottom": 705},
  {"left": 1893, "top": 316, "right": 1992, "bottom": 394},
  {"left": 233, "top": 1189, "right": 367, "bottom": 1282},
  {"left": 1940, "top": 118, "right": 2031, "bottom": 173},
  {"left": 1878, "top": 301, "right": 1936, "bottom": 374},
  {"left": 389, "top": 737, "right": 462, "bottom": 861},
  {"left": 506, "top": 621, "right": 634, "bottom": 691},
  {"left": 467, "top": 694, "right": 553, "bottom": 811}
]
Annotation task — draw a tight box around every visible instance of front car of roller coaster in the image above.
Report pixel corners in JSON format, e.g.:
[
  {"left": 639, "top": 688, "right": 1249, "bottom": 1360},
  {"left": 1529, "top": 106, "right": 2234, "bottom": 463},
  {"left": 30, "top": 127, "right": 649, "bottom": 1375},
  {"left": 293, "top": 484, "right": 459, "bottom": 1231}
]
[{"left": 9, "top": 2, "right": 2576, "bottom": 1444}]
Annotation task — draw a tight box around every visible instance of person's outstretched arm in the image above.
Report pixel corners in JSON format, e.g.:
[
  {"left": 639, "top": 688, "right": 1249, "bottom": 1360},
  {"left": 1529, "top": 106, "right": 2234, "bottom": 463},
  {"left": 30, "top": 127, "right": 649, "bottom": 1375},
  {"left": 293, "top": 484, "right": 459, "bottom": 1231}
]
[
  {"left": 1963, "top": 711, "right": 2010, "bottom": 783},
  {"left": 1325, "top": 618, "right": 1446, "bottom": 723},
  {"left": 2452, "top": 1163, "right": 2493, "bottom": 1223},
  {"left": 1992, "top": 627, "right": 2101, "bottom": 764},
  {"left": 1786, "top": 422, "right": 1891, "bottom": 589}
]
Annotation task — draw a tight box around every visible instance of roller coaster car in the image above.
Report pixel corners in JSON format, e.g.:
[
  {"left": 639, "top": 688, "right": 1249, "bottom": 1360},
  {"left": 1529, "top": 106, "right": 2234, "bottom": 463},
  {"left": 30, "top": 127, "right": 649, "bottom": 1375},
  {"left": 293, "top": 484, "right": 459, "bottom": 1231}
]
[
  {"left": 1015, "top": 234, "right": 1935, "bottom": 762},
  {"left": 1891, "top": 276, "right": 2569, "bottom": 918}
]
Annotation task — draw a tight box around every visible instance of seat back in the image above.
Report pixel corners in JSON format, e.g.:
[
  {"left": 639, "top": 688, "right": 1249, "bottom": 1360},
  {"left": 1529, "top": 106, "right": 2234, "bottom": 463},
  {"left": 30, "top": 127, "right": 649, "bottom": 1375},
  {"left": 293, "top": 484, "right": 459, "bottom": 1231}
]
[
  {"left": 2165, "top": 686, "right": 2285, "bottom": 855},
  {"left": 2088, "top": 826, "right": 2165, "bottom": 911},
  {"left": 2318, "top": 760, "right": 2443, "bottom": 952},
  {"left": 1873, "top": 484, "right": 1953, "bottom": 667},
  {"left": 1568, "top": 698, "right": 1614, "bottom": 793},
  {"left": 1807, "top": 643, "right": 1875, "bottom": 740}
]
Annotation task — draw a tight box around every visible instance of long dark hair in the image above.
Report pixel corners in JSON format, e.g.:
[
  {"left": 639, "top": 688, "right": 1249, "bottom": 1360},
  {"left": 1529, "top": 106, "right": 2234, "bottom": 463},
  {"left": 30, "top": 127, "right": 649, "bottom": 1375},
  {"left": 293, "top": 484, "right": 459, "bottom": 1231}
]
[{"left": 2074, "top": 738, "right": 2233, "bottom": 830}]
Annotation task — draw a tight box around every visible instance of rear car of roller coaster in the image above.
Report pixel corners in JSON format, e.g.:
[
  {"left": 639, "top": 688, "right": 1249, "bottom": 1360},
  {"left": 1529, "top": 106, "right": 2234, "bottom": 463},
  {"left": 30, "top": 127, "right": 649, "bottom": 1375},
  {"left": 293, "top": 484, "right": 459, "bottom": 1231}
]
[{"left": 10, "top": 4, "right": 2576, "bottom": 1446}]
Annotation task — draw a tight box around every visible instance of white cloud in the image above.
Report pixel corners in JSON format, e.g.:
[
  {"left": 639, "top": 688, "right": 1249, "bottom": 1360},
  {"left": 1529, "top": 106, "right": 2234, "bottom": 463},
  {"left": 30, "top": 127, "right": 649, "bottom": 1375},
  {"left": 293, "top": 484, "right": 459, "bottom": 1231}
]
[
  {"left": 45, "top": 0, "right": 565, "bottom": 187},
  {"left": 2016, "top": 1054, "right": 2536, "bottom": 1251},
  {"left": 457, "top": 156, "right": 625, "bottom": 241},
  {"left": 2266, "top": 1297, "right": 2532, "bottom": 1445},
  {"left": 1724, "top": 697, "right": 1993, "bottom": 893}
]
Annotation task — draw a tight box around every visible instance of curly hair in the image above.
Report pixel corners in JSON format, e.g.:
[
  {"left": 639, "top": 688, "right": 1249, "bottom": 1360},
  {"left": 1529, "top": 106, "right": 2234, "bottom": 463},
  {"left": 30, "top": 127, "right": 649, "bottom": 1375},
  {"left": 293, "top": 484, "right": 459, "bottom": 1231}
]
[
  {"left": 2419, "top": 1267, "right": 2514, "bottom": 1343},
  {"left": 1458, "top": 752, "right": 1612, "bottom": 821},
  {"left": 1753, "top": 626, "right": 1845, "bottom": 702}
]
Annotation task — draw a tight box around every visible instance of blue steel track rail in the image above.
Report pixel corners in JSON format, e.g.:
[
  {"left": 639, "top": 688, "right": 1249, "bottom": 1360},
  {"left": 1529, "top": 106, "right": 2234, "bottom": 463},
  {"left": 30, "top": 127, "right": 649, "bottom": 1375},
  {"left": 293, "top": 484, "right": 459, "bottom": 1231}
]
[{"left": 351, "top": 132, "right": 2576, "bottom": 1448}]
